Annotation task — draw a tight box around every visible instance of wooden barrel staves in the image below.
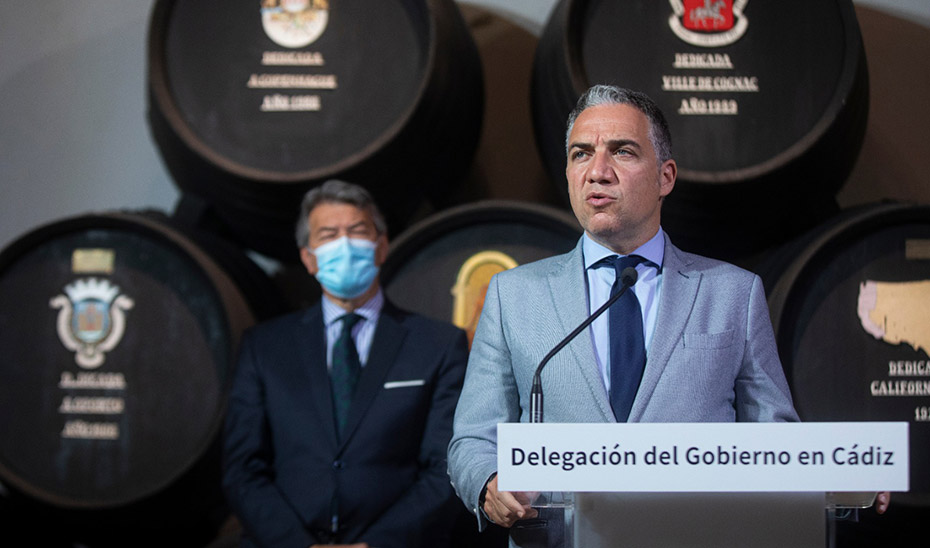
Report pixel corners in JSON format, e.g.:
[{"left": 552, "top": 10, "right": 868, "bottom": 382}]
[
  {"left": 763, "top": 203, "right": 930, "bottom": 505},
  {"left": 147, "top": 0, "right": 484, "bottom": 262},
  {"left": 531, "top": 0, "right": 869, "bottom": 261},
  {"left": 0, "top": 212, "right": 280, "bottom": 545}
]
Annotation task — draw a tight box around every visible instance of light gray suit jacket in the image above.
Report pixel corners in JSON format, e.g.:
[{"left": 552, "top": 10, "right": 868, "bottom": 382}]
[{"left": 447, "top": 234, "right": 798, "bottom": 524}]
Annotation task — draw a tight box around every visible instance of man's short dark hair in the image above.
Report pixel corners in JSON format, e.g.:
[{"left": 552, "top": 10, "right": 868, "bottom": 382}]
[
  {"left": 295, "top": 179, "right": 387, "bottom": 248},
  {"left": 565, "top": 85, "right": 673, "bottom": 165}
]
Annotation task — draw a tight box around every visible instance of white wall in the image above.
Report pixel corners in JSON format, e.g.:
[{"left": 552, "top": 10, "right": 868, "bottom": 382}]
[{"left": 1, "top": 0, "right": 928, "bottom": 251}]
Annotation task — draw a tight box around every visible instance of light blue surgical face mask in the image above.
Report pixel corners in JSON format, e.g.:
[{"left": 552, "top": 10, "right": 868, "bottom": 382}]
[{"left": 310, "top": 236, "right": 379, "bottom": 299}]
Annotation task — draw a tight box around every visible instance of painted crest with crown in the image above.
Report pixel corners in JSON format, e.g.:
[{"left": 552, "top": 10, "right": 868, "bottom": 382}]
[
  {"left": 669, "top": 0, "right": 749, "bottom": 47},
  {"left": 49, "top": 277, "right": 134, "bottom": 369}
]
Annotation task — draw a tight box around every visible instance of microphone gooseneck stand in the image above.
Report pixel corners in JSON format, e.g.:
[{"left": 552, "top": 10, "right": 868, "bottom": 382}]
[{"left": 529, "top": 266, "right": 638, "bottom": 423}]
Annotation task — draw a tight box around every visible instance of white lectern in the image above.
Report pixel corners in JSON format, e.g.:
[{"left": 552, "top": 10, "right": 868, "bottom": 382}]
[{"left": 497, "top": 423, "right": 907, "bottom": 548}]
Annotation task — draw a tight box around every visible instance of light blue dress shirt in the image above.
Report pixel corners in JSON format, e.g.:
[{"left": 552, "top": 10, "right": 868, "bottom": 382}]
[
  {"left": 321, "top": 289, "right": 383, "bottom": 369},
  {"left": 582, "top": 229, "right": 665, "bottom": 394}
]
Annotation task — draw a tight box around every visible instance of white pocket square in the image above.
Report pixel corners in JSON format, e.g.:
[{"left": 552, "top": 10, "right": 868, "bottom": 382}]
[{"left": 383, "top": 379, "right": 425, "bottom": 389}]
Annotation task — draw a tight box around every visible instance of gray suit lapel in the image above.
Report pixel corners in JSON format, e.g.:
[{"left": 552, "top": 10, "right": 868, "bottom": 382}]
[
  {"left": 629, "top": 235, "right": 699, "bottom": 422},
  {"left": 545, "top": 240, "right": 614, "bottom": 422}
]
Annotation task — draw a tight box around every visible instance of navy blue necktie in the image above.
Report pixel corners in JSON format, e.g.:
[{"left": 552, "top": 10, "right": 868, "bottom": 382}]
[
  {"left": 331, "top": 313, "right": 362, "bottom": 436},
  {"left": 606, "top": 255, "right": 646, "bottom": 422}
]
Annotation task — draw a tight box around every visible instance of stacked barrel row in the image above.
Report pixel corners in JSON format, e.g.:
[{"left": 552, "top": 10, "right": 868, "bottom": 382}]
[{"left": 1, "top": 1, "right": 927, "bottom": 546}]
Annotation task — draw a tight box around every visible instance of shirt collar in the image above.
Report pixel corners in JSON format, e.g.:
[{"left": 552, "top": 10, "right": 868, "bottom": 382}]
[
  {"left": 322, "top": 289, "right": 384, "bottom": 327},
  {"left": 582, "top": 228, "right": 665, "bottom": 272}
]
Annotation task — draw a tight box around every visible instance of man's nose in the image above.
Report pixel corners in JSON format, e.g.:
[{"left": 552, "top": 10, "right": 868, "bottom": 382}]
[{"left": 587, "top": 151, "right": 614, "bottom": 184}]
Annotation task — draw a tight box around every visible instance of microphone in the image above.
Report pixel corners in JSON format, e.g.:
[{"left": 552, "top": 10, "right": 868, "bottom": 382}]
[{"left": 529, "top": 266, "right": 638, "bottom": 423}]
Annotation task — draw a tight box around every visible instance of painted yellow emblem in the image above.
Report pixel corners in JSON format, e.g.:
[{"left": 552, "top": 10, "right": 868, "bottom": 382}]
[{"left": 451, "top": 251, "right": 518, "bottom": 347}]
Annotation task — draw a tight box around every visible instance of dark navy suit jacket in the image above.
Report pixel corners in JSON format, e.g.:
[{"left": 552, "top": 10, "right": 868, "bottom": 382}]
[{"left": 222, "top": 299, "right": 468, "bottom": 547}]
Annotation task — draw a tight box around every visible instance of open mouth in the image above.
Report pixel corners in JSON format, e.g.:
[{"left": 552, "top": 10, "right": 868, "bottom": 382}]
[{"left": 586, "top": 192, "right": 614, "bottom": 207}]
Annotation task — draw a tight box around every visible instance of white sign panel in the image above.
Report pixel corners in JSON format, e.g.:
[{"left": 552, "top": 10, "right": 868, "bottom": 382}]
[{"left": 497, "top": 422, "right": 908, "bottom": 492}]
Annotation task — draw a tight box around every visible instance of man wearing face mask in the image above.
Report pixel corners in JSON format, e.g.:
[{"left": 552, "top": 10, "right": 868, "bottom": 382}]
[{"left": 222, "top": 180, "right": 469, "bottom": 548}]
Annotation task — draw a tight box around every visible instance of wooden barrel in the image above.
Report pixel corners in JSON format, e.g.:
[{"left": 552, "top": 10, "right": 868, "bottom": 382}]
[
  {"left": 763, "top": 202, "right": 930, "bottom": 505},
  {"left": 382, "top": 201, "right": 581, "bottom": 342},
  {"left": 532, "top": 0, "right": 869, "bottom": 260},
  {"left": 0, "top": 212, "right": 281, "bottom": 544},
  {"left": 147, "top": 0, "right": 484, "bottom": 262}
]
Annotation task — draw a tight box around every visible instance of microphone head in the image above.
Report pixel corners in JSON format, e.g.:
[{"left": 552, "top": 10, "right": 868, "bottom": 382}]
[{"left": 620, "top": 266, "right": 638, "bottom": 286}]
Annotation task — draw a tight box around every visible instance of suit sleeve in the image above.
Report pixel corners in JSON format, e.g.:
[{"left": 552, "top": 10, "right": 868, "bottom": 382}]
[
  {"left": 357, "top": 326, "right": 469, "bottom": 547},
  {"left": 447, "top": 275, "right": 522, "bottom": 531},
  {"left": 221, "top": 331, "right": 318, "bottom": 548},
  {"left": 735, "top": 275, "right": 800, "bottom": 422}
]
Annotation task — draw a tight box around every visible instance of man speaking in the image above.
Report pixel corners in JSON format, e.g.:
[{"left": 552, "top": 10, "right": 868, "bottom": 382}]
[{"left": 447, "top": 85, "right": 801, "bottom": 537}]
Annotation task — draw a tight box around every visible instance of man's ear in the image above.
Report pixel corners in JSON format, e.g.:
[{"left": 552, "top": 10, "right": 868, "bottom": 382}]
[
  {"left": 300, "top": 246, "right": 318, "bottom": 276},
  {"left": 659, "top": 159, "right": 677, "bottom": 198}
]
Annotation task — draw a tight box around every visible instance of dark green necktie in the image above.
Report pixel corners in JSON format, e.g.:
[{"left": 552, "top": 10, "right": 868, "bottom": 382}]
[{"left": 331, "top": 313, "right": 362, "bottom": 436}]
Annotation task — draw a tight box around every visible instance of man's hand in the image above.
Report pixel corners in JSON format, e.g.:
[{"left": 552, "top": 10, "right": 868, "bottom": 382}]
[
  {"left": 482, "top": 475, "right": 539, "bottom": 527},
  {"left": 875, "top": 491, "right": 890, "bottom": 514}
]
